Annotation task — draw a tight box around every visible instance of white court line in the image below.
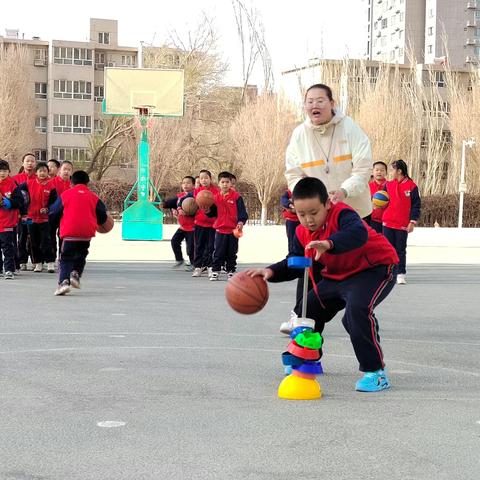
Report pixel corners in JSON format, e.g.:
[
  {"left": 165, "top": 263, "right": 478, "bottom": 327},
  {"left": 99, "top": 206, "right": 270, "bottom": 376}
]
[
  {"left": 0, "top": 346, "right": 477, "bottom": 378},
  {"left": 111, "top": 313, "right": 126, "bottom": 316}
]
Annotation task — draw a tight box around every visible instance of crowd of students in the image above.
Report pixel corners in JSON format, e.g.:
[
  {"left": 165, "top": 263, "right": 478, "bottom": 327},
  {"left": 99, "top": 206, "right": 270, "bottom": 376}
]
[
  {"left": 0, "top": 153, "right": 107, "bottom": 295},
  {"left": 162, "top": 169, "right": 248, "bottom": 281}
]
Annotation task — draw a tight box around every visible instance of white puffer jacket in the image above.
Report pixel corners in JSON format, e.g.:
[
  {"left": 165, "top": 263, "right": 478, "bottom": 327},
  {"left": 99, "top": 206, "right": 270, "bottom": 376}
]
[{"left": 285, "top": 110, "right": 373, "bottom": 219}]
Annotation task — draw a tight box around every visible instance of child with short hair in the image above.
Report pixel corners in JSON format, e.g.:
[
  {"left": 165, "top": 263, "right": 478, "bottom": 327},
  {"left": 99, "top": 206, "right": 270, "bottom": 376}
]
[
  {"left": 246, "top": 177, "right": 398, "bottom": 392},
  {"left": 47, "top": 159, "right": 61, "bottom": 178},
  {"left": 192, "top": 169, "right": 218, "bottom": 278},
  {"left": 162, "top": 176, "right": 195, "bottom": 270},
  {"left": 19, "top": 162, "right": 57, "bottom": 273},
  {"left": 49, "top": 170, "right": 108, "bottom": 296},
  {"left": 369, "top": 161, "right": 388, "bottom": 233},
  {"left": 208, "top": 172, "right": 248, "bottom": 281},
  {"left": 0, "top": 160, "right": 24, "bottom": 279},
  {"left": 382, "top": 159, "right": 421, "bottom": 285},
  {"left": 13, "top": 153, "right": 37, "bottom": 270}
]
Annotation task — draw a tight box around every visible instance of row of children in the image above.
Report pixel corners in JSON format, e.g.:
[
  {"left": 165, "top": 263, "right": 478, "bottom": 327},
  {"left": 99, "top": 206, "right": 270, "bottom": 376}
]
[
  {"left": 281, "top": 159, "right": 420, "bottom": 285},
  {"left": 0, "top": 154, "right": 107, "bottom": 295},
  {"left": 162, "top": 169, "right": 248, "bottom": 281}
]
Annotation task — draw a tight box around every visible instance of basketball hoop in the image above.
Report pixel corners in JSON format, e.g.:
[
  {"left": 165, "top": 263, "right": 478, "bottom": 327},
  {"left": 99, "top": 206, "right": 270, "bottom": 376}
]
[{"left": 133, "top": 104, "right": 156, "bottom": 132}]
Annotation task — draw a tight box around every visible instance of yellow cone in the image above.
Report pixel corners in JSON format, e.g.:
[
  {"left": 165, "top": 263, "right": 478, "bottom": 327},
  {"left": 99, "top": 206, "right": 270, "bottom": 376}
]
[{"left": 278, "top": 374, "right": 322, "bottom": 400}]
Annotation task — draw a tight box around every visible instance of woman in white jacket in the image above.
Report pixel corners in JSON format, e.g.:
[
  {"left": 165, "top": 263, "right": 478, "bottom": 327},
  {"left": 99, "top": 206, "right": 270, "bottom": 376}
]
[{"left": 280, "top": 83, "right": 373, "bottom": 335}]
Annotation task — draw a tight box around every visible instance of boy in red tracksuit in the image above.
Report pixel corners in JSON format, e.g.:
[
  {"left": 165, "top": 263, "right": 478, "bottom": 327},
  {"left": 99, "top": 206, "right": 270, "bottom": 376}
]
[
  {"left": 382, "top": 159, "right": 421, "bottom": 285},
  {"left": 0, "top": 160, "right": 25, "bottom": 279},
  {"left": 207, "top": 171, "right": 248, "bottom": 281},
  {"left": 280, "top": 189, "right": 300, "bottom": 255},
  {"left": 162, "top": 176, "right": 195, "bottom": 270},
  {"left": 192, "top": 169, "right": 218, "bottom": 278},
  {"left": 246, "top": 177, "right": 399, "bottom": 393},
  {"left": 19, "top": 162, "right": 57, "bottom": 273},
  {"left": 13, "top": 153, "right": 37, "bottom": 270},
  {"left": 49, "top": 170, "right": 107, "bottom": 296},
  {"left": 368, "top": 161, "right": 388, "bottom": 233}
]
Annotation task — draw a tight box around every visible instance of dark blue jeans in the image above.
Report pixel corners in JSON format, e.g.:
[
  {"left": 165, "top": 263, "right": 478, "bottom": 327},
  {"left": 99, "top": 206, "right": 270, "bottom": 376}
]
[
  {"left": 382, "top": 226, "right": 408, "bottom": 274},
  {"left": 59, "top": 240, "right": 90, "bottom": 283}
]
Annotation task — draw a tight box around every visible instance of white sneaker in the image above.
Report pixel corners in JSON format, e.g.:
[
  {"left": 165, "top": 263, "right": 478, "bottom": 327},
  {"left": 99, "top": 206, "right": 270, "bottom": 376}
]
[
  {"left": 192, "top": 267, "right": 203, "bottom": 277},
  {"left": 19, "top": 263, "right": 27, "bottom": 271},
  {"left": 47, "top": 262, "right": 55, "bottom": 273},
  {"left": 209, "top": 272, "right": 219, "bottom": 281},
  {"left": 279, "top": 311, "right": 298, "bottom": 335},
  {"left": 397, "top": 274, "right": 407, "bottom": 285},
  {"left": 4, "top": 271, "right": 14, "bottom": 280},
  {"left": 54, "top": 280, "right": 71, "bottom": 296},
  {"left": 207, "top": 267, "right": 213, "bottom": 278},
  {"left": 34, "top": 263, "right": 43, "bottom": 273}
]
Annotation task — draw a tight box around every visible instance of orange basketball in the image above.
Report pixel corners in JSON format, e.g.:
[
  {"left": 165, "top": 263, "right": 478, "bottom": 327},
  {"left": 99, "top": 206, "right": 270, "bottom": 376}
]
[
  {"left": 225, "top": 271, "right": 269, "bottom": 315},
  {"left": 195, "top": 190, "right": 214, "bottom": 209},
  {"left": 97, "top": 214, "right": 114, "bottom": 234},
  {"left": 181, "top": 197, "right": 198, "bottom": 216}
]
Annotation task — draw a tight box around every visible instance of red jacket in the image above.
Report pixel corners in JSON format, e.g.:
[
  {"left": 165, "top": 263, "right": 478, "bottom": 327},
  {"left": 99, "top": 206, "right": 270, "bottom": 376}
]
[
  {"left": 212, "top": 188, "right": 248, "bottom": 234},
  {"left": 383, "top": 177, "right": 421, "bottom": 231},
  {"left": 194, "top": 185, "right": 218, "bottom": 228},
  {"left": 296, "top": 203, "right": 398, "bottom": 281},
  {"left": 25, "top": 178, "right": 55, "bottom": 223},
  {"left": 55, "top": 184, "right": 106, "bottom": 239},
  {"left": 51, "top": 176, "right": 71, "bottom": 196},
  {"left": 281, "top": 190, "right": 299, "bottom": 222},
  {"left": 12, "top": 171, "right": 35, "bottom": 185},
  {"left": 0, "top": 177, "right": 21, "bottom": 231},
  {"left": 176, "top": 192, "right": 195, "bottom": 232},
  {"left": 369, "top": 180, "right": 387, "bottom": 223}
]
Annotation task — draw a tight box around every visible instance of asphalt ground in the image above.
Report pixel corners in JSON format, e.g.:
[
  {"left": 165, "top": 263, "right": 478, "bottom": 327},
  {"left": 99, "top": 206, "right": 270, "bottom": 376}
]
[{"left": 1, "top": 263, "right": 479, "bottom": 480}]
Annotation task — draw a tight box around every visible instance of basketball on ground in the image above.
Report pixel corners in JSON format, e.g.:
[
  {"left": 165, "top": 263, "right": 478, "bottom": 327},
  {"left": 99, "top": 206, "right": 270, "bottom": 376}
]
[
  {"left": 181, "top": 197, "right": 198, "bottom": 216},
  {"left": 225, "top": 271, "right": 269, "bottom": 315},
  {"left": 195, "top": 190, "right": 214, "bottom": 209},
  {"left": 372, "top": 190, "right": 389, "bottom": 208},
  {"left": 97, "top": 214, "right": 114, "bottom": 234}
]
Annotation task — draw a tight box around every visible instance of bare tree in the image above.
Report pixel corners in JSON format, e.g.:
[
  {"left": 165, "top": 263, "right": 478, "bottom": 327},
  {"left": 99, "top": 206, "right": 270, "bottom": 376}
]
[
  {"left": 0, "top": 44, "right": 36, "bottom": 166},
  {"left": 230, "top": 95, "right": 297, "bottom": 224},
  {"left": 86, "top": 116, "right": 134, "bottom": 181}
]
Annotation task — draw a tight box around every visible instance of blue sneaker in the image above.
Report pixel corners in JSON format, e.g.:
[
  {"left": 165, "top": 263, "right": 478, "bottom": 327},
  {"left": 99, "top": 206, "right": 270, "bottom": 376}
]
[{"left": 355, "top": 369, "right": 390, "bottom": 392}]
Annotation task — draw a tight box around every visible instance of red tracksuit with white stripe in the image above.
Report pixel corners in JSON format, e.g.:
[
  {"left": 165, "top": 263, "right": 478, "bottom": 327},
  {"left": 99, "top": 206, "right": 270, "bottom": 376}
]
[
  {"left": 281, "top": 189, "right": 300, "bottom": 255},
  {"left": 268, "top": 202, "right": 399, "bottom": 372},
  {"left": 193, "top": 185, "right": 218, "bottom": 268}
]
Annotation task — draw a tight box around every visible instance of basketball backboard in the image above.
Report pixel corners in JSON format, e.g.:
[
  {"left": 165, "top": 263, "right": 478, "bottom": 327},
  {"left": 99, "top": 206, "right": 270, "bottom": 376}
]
[{"left": 103, "top": 67, "right": 184, "bottom": 117}]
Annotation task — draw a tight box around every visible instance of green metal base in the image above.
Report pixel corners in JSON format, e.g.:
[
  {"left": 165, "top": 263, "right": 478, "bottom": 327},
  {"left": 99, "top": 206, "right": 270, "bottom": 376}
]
[{"left": 122, "top": 200, "right": 164, "bottom": 241}]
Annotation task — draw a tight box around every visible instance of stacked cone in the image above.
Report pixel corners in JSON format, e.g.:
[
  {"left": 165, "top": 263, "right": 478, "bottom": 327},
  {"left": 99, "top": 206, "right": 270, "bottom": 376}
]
[{"left": 278, "top": 320, "right": 323, "bottom": 400}]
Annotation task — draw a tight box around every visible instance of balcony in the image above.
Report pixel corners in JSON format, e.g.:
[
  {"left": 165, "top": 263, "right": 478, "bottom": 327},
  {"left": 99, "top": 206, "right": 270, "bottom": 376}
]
[
  {"left": 466, "top": 38, "right": 480, "bottom": 45},
  {"left": 467, "top": 1, "right": 479, "bottom": 9},
  {"left": 34, "top": 59, "right": 47, "bottom": 67},
  {"left": 466, "top": 20, "right": 479, "bottom": 27},
  {"left": 95, "top": 63, "right": 105, "bottom": 70},
  {"left": 466, "top": 55, "right": 478, "bottom": 63}
]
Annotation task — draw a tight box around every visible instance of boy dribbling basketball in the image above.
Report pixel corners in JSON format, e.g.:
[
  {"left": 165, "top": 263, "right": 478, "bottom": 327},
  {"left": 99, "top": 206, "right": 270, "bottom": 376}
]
[{"left": 246, "top": 177, "right": 398, "bottom": 392}]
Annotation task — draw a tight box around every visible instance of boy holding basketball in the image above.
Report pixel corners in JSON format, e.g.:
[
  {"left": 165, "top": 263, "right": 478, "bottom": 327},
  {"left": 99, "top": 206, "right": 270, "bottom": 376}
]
[
  {"left": 368, "top": 161, "right": 388, "bottom": 233},
  {"left": 246, "top": 177, "right": 398, "bottom": 392},
  {"left": 208, "top": 172, "right": 248, "bottom": 281},
  {"left": 162, "top": 176, "right": 195, "bottom": 270},
  {"left": 49, "top": 170, "right": 108, "bottom": 296}
]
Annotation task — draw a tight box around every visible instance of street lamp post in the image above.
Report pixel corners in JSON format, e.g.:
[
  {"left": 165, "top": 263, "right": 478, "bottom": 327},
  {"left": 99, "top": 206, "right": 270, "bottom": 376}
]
[{"left": 458, "top": 138, "right": 475, "bottom": 229}]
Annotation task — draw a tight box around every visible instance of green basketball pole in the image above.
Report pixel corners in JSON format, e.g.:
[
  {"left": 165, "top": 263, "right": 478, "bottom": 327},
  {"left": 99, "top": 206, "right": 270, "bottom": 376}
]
[{"left": 121, "top": 108, "right": 164, "bottom": 241}]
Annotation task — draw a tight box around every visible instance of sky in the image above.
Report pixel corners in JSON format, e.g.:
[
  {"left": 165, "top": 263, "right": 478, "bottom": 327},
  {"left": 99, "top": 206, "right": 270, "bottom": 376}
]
[{"left": 1, "top": 0, "right": 367, "bottom": 88}]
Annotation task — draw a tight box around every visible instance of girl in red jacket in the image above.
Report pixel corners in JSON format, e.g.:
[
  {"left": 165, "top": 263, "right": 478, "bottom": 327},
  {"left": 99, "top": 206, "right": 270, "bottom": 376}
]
[{"left": 382, "top": 159, "right": 421, "bottom": 285}]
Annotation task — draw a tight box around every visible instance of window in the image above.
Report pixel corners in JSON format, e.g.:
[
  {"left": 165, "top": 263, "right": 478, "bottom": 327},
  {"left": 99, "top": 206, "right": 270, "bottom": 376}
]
[
  {"left": 435, "top": 71, "right": 446, "bottom": 87},
  {"left": 33, "top": 150, "right": 47, "bottom": 161},
  {"left": 98, "top": 32, "right": 110, "bottom": 44},
  {"left": 390, "top": 50, "right": 396, "bottom": 60},
  {"left": 53, "top": 47, "right": 92, "bottom": 66},
  {"left": 427, "top": 45, "right": 433, "bottom": 54},
  {"left": 399, "top": 30, "right": 403, "bottom": 39},
  {"left": 374, "top": 21, "right": 378, "bottom": 29},
  {"left": 475, "top": 28, "right": 480, "bottom": 38},
  {"left": 367, "top": 66, "right": 379, "bottom": 83},
  {"left": 34, "top": 48, "right": 47, "bottom": 65},
  {"left": 52, "top": 147, "right": 89, "bottom": 163},
  {"left": 35, "top": 116, "right": 47, "bottom": 133},
  {"left": 399, "top": 47, "right": 404, "bottom": 58},
  {"left": 95, "top": 52, "right": 105, "bottom": 64},
  {"left": 121, "top": 55, "right": 136, "bottom": 66},
  {"left": 54, "top": 80, "right": 91, "bottom": 99},
  {"left": 476, "top": 11, "right": 480, "bottom": 20},
  {"left": 399, "top": 12, "right": 404, "bottom": 21},
  {"left": 381, "top": 18, "right": 388, "bottom": 29},
  {"left": 94, "top": 119, "right": 104, "bottom": 132},
  {"left": 422, "top": 101, "right": 450, "bottom": 117},
  {"left": 34, "top": 82, "right": 47, "bottom": 99},
  {"left": 53, "top": 114, "right": 91, "bottom": 133},
  {"left": 94, "top": 85, "right": 104, "bottom": 102},
  {"left": 381, "top": 36, "right": 387, "bottom": 46},
  {"left": 475, "top": 46, "right": 480, "bottom": 56},
  {"left": 428, "top": 9, "right": 434, "bottom": 18},
  {"left": 428, "top": 26, "right": 433, "bottom": 36}
]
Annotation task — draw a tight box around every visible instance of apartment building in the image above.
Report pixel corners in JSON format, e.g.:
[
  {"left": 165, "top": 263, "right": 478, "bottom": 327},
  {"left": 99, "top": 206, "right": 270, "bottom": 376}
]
[
  {"left": 366, "top": 0, "right": 480, "bottom": 67},
  {"left": 0, "top": 19, "right": 137, "bottom": 168}
]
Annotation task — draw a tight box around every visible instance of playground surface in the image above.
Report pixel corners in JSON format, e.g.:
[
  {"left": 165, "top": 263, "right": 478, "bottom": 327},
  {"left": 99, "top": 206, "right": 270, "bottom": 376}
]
[{"left": 1, "top": 261, "right": 479, "bottom": 480}]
